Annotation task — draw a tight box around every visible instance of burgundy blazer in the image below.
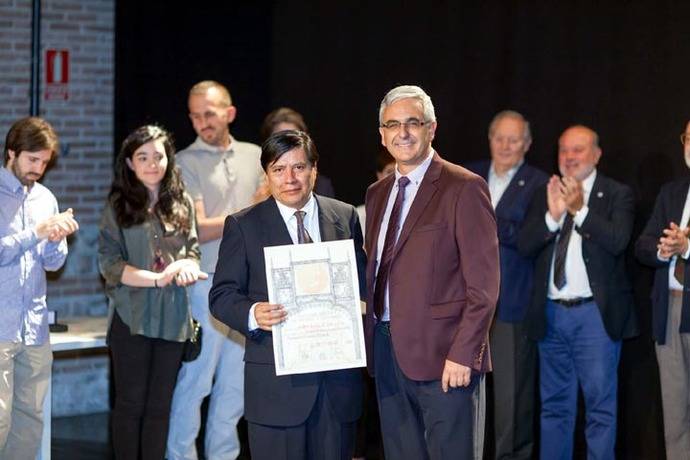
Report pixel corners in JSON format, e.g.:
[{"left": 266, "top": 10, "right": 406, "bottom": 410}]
[{"left": 364, "top": 152, "right": 499, "bottom": 381}]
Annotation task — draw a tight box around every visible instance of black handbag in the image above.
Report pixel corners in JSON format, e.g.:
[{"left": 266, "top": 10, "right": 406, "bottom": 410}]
[{"left": 182, "top": 319, "right": 202, "bottom": 362}]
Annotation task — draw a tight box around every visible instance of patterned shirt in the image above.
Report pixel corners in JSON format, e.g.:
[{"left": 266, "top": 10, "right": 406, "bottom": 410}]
[{"left": 0, "top": 167, "right": 68, "bottom": 345}]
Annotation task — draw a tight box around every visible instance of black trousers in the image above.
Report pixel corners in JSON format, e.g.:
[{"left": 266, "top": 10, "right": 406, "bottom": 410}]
[
  {"left": 374, "top": 321, "right": 477, "bottom": 460},
  {"left": 490, "top": 318, "right": 537, "bottom": 460},
  {"left": 247, "top": 383, "right": 356, "bottom": 460},
  {"left": 109, "top": 311, "right": 184, "bottom": 460}
]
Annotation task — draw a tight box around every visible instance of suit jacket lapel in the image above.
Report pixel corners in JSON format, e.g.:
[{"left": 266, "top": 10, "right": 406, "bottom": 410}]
[
  {"left": 586, "top": 172, "right": 611, "bottom": 215},
  {"left": 260, "top": 197, "right": 293, "bottom": 247},
  {"left": 316, "top": 195, "right": 346, "bottom": 242},
  {"left": 394, "top": 153, "right": 442, "bottom": 254},
  {"left": 673, "top": 180, "right": 690, "bottom": 224},
  {"left": 367, "top": 176, "right": 395, "bottom": 252},
  {"left": 586, "top": 174, "right": 607, "bottom": 218},
  {"left": 495, "top": 163, "right": 528, "bottom": 213}
]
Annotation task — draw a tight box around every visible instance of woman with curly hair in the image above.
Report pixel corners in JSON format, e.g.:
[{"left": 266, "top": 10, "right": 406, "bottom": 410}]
[{"left": 98, "top": 125, "right": 207, "bottom": 459}]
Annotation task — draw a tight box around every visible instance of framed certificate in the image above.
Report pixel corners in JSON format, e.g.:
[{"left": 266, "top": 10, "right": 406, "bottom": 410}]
[{"left": 264, "top": 239, "right": 366, "bottom": 375}]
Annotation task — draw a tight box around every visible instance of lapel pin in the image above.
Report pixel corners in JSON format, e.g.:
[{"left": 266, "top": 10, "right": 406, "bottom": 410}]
[
  {"left": 518, "top": 179, "right": 525, "bottom": 186},
  {"left": 596, "top": 191, "right": 604, "bottom": 198}
]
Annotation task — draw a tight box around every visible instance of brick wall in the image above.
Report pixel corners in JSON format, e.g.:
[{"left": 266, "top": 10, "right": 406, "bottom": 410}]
[{"left": 1, "top": 0, "right": 114, "bottom": 317}]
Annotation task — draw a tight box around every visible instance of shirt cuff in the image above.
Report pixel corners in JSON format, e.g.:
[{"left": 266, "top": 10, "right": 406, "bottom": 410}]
[
  {"left": 657, "top": 249, "right": 671, "bottom": 262},
  {"left": 682, "top": 243, "right": 690, "bottom": 260},
  {"left": 248, "top": 302, "right": 260, "bottom": 331},
  {"left": 573, "top": 205, "right": 589, "bottom": 227},
  {"left": 545, "top": 212, "right": 561, "bottom": 233}
]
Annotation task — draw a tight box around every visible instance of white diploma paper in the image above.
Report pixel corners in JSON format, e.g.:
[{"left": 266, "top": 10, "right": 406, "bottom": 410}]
[{"left": 264, "top": 239, "right": 366, "bottom": 376}]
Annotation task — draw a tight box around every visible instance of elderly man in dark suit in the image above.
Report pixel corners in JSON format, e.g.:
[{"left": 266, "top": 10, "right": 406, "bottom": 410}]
[
  {"left": 519, "top": 125, "right": 637, "bottom": 460},
  {"left": 636, "top": 120, "right": 690, "bottom": 460},
  {"left": 209, "top": 130, "right": 366, "bottom": 460},
  {"left": 364, "top": 85, "right": 500, "bottom": 460},
  {"left": 467, "top": 110, "right": 548, "bottom": 460}
]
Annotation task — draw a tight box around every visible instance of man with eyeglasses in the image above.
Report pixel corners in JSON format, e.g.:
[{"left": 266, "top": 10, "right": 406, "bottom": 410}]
[
  {"left": 209, "top": 130, "right": 366, "bottom": 459},
  {"left": 636, "top": 121, "right": 690, "bottom": 460},
  {"left": 519, "top": 125, "right": 637, "bottom": 459},
  {"left": 364, "top": 85, "right": 499, "bottom": 459},
  {"left": 167, "top": 80, "right": 265, "bottom": 460},
  {"left": 466, "top": 110, "right": 547, "bottom": 460}
]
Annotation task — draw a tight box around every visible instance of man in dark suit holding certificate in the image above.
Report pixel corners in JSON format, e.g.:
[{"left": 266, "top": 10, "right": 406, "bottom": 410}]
[{"left": 209, "top": 130, "right": 366, "bottom": 460}]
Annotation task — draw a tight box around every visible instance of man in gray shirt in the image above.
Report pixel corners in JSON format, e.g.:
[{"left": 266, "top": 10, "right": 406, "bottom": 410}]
[{"left": 167, "top": 81, "right": 264, "bottom": 460}]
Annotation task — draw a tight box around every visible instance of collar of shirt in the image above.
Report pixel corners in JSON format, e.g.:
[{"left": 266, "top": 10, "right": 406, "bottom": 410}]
[
  {"left": 488, "top": 159, "right": 523, "bottom": 183},
  {"left": 189, "top": 135, "right": 235, "bottom": 154},
  {"left": 0, "top": 167, "right": 26, "bottom": 195},
  {"left": 274, "top": 193, "right": 321, "bottom": 244},
  {"left": 394, "top": 148, "right": 435, "bottom": 186},
  {"left": 488, "top": 159, "right": 524, "bottom": 208},
  {"left": 580, "top": 168, "right": 597, "bottom": 203}
]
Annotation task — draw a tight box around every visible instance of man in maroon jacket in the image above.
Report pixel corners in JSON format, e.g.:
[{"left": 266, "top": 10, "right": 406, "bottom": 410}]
[{"left": 364, "top": 85, "right": 499, "bottom": 460}]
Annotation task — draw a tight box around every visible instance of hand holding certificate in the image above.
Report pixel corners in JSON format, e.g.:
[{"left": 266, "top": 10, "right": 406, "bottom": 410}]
[{"left": 264, "top": 239, "right": 367, "bottom": 375}]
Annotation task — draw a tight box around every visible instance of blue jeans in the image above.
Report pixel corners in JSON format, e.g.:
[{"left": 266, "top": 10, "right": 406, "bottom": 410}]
[
  {"left": 539, "top": 300, "right": 620, "bottom": 460},
  {"left": 167, "top": 275, "right": 245, "bottom": 460}
]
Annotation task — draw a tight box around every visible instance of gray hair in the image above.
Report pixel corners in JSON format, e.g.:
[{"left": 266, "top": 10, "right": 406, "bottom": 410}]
[
  {"left": 488, "top": 110, "right": 532, "bottom": 143},
  {"left": 379, "top": 85, "right": 436, "bottom": 125}
]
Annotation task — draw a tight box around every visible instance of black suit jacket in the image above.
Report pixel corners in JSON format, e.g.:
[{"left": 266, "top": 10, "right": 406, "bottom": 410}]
[
  {"left": 518, "top": 172, "right": 638, "bottom": 341},
  {"left": 209, "top": 195, "right": 366, "bottom": 426},
  {"left": 635, "top": 178, "right": 690, "bottom": 344},
  {"left": 466, "top": 160, "right": 548, "bottom": 322}
]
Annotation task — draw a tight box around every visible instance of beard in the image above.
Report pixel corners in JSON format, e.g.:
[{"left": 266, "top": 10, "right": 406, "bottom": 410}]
[{"left": 11, "top": 161, "right": 40, "bottom": 186}]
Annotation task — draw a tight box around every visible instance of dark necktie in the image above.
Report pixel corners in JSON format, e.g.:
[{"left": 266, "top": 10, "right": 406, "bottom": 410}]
[
  {"left": 553, "top": 213, "right": 574, "bottom": 290},
  {"left": 674, "top": 257, "right": 685, "bottom": 285},
  {"left": 294, "top": 210, "right": 313, "bottom": 244},
  {"left": 374, "top": 176, "right": 411, "bottom": 319}
]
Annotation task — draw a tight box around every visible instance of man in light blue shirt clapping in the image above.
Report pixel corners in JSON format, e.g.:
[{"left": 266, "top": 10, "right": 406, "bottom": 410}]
[{"left": 0, "top": 117, "right": 78, "bottom": 460}]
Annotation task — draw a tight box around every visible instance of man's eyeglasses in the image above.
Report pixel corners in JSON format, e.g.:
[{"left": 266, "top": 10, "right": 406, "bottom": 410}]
[
  {"left": 380, "top": 118, "right": 431, "bottom": 131},
  {"left": 681, "top": 133, "right": 690, "bottom": 146}
]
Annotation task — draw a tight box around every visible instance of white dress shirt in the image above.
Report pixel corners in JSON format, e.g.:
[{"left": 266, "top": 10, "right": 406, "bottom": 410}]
[
  {"left": 274, "top": 194, "right": 322, "bottom": 245},
  {"left": 488, "top": 159, "right": 523, "bottom": 209},
  {"left": 546, "top": 169, "right": 596, "bottom": 300},
  {"left": 375, "top": 149, "right": 435, "bottom": 321},
  {"left": 248, "top": 194, "right": 321, "bottom": 330}
]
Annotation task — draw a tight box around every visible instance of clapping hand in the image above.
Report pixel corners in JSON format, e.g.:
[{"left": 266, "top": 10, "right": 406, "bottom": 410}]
[
  {"left": 36, "top": 208, "right": 79, "bottom": 241},
  {"left": 658, "top": 222, "right": 690, "bottom": 259},
  {"left": 158, "top": 259, "right": 208, "bottom": 287},
  {"left": 546, "top": 175, "right": 567, "bottom": 221}
]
